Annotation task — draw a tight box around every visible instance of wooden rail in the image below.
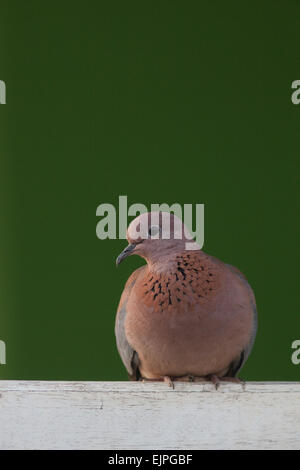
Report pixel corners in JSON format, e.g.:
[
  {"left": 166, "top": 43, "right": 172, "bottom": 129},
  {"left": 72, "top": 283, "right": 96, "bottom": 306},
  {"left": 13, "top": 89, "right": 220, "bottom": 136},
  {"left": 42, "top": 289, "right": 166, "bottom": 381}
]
[{"left": 0, "top": 381, "right": 299, "bottom": 449}]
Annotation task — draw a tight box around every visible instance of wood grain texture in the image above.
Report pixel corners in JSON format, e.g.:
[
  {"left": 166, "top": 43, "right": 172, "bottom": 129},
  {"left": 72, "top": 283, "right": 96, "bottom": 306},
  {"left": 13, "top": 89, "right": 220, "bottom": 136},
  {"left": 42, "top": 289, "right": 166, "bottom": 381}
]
[{"left": 0, "top": 381, "right": 299, "bottom": 450}]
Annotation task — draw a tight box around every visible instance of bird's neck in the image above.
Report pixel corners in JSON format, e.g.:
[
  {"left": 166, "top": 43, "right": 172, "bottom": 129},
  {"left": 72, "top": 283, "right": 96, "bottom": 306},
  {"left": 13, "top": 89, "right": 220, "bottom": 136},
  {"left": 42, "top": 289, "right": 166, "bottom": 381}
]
[
  {"left": 147, "top": 256, "right": 178, "bottom": 275},
  {"left": 146, "top": 246, "right": 203, "bottom": 275}
]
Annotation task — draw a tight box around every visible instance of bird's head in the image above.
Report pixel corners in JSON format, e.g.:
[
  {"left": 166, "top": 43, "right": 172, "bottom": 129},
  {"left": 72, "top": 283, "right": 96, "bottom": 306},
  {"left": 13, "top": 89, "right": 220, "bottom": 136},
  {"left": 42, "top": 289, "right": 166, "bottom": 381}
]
[{"left": 116, "top": 211, "right": 197, "bottom": 267}]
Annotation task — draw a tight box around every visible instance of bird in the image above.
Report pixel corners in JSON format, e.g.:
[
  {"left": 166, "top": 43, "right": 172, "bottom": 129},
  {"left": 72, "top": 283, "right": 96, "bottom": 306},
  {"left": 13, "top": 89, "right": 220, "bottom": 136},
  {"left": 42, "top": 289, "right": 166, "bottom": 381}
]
[{"left": 115, "top": 211, "right": 257, "bottom": 388}]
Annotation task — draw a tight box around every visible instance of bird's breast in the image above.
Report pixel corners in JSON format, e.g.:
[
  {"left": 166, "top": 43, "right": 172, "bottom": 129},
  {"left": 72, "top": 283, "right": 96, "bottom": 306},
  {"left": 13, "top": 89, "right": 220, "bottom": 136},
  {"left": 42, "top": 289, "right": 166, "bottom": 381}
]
[
  {"left": 124, "top": 253, "right": 254, "bottom": 378},
  {"left": 135, "top": 252, "right": 222, "bottom": 312}
]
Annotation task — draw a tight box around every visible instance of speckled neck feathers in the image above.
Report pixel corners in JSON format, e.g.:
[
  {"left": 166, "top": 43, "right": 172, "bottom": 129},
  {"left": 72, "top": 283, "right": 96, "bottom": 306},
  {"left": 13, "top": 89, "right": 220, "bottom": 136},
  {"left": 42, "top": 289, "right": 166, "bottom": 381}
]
[{"left": 141, "top": 250, "right": 221, "bottom": 313}]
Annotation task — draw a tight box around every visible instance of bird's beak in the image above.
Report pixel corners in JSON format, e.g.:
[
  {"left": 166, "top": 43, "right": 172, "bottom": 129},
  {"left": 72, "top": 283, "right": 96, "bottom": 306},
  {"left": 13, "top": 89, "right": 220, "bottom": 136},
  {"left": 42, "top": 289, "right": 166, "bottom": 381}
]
[{"left": 116, "top": 243, "right": 136, "bottom": 266}]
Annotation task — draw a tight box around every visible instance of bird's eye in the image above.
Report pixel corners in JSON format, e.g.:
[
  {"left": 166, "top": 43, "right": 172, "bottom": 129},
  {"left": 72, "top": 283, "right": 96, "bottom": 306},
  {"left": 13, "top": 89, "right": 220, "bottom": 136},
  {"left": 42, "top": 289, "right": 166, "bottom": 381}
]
[{"left": 148, "top": 225, "right": 160, "bottom": 237}]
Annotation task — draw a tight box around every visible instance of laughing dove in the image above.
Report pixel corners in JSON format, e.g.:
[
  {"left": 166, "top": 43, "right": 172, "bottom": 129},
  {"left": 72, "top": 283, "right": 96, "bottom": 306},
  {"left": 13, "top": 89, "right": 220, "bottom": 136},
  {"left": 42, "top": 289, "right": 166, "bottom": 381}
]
[{"left": 115, "top": 212, "right": 257, "bottom": 387}]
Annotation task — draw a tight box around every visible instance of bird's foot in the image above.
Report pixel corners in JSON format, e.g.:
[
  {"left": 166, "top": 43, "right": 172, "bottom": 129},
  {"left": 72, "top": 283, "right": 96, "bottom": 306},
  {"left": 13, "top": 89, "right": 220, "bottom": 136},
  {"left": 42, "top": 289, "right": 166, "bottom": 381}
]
[
  {"left": 207, "top": 374, "right": 221, "bottom": 390},
  {"left": 140, "top": 374, "right": 245, "bottom": 391},
  {"left": 163, "top": 375, "right": 174, "bottom": 389},
  {"left": 140, "top": 376, "right": 175, "bottom": 389},
  {"left": 206, "top": 375, "right": 245, "bottom": 390},
  {"left": 169, "top": 375, "right": 198, "bottom": 382}
]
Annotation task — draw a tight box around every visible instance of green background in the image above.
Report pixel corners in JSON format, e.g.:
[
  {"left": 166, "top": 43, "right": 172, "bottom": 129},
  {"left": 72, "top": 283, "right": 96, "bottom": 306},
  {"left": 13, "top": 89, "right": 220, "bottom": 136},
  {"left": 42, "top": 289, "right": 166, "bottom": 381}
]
[{"left": 0, "top": 1, "right": 299, "bottom": 381}]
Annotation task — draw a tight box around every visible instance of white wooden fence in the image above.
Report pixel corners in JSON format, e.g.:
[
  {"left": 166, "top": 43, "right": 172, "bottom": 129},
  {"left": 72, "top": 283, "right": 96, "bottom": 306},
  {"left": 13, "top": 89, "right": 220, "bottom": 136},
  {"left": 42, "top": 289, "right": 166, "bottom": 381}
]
[{"left": 0, "top": 381, "right": 299, "bottom": 450}]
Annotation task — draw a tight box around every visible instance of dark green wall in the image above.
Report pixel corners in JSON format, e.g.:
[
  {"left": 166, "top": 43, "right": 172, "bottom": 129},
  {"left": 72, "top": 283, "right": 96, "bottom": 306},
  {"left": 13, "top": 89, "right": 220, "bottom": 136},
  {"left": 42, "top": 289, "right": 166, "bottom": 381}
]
[{"left": 0, "top": 1, "right": 299, "bottom": 380}]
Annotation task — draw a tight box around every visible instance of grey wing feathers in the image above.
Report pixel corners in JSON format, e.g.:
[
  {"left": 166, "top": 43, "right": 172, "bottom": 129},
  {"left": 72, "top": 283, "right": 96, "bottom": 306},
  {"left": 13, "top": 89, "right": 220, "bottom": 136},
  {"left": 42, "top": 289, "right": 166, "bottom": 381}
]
[
  {"left": 115, "top": 302, "right": 139, "bottom": 379},
  {"left": 115, "top": 266, "right": 145, "bottom": 380},
  {"left": 226, "top": 263, "right": 258, "bottom": 376}
]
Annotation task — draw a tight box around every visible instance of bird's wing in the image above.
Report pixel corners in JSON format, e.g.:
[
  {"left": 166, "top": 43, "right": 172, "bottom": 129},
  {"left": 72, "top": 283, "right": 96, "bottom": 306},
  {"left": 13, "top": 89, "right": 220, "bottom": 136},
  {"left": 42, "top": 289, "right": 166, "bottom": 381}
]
[
  {"left": 115, "top": 265, "right": 146, "bottom": 380},
  {"left": 226, "top": 263, "right": 258, "bottom": 376}
]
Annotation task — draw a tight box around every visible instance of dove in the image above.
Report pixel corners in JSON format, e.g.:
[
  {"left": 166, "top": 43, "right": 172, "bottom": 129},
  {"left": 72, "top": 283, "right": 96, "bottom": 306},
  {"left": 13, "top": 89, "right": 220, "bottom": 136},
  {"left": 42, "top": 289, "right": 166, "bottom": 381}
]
[{"left": 115, "top": 211, "right": 257, "bottom": 388}]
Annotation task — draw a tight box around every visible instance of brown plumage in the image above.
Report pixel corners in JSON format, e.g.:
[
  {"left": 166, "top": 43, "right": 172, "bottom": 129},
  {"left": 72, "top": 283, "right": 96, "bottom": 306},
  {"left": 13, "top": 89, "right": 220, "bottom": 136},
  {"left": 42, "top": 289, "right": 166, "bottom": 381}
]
[{"left": 115, "top": 212, "right": 257, "bottom": 386}]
